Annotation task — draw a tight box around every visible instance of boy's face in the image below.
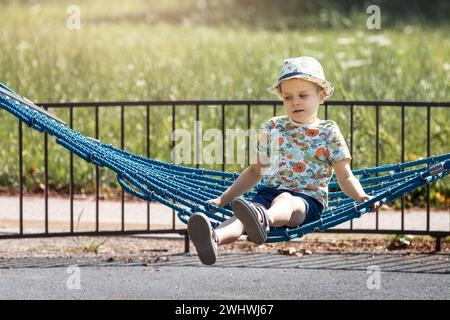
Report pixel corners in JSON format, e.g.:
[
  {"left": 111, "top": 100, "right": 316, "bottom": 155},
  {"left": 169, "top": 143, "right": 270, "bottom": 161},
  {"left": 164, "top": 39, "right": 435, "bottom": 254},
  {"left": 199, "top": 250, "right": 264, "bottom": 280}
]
[{"left": 280, "top": 78, "right": 326, "bottom": 124}]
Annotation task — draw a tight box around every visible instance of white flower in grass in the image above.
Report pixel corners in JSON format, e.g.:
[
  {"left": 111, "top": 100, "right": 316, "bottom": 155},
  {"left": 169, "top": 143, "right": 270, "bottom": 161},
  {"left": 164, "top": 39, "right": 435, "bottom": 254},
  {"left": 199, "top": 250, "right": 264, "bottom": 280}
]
[
  {"left": 336, "top": 52, "right": 346, "bottom": 60},
  {"left": 367, "top": 35, "right": 391, "bottom": 46},
  {"left": 337, "top": 37, "right": 355, "bottom": 45},
  {"left": 128, "top": 64, "right": 135, "bottom": 71},
  {"left": 403, "top": 25, "right": 413, "bottom": 34},
  {"left": 304, "top": 51, "right": 324, "bottom": 60},
  {"left": 304, "top": 36, "right": 317, "bottom": 44},
  {"left": 359, "top": 47, "right": 372, "bottom": 57},
  {"left": 355, "top": 31, "right": 365, "bottom": 38},
  {"left": 17, "top": 41, "right": 31, "bottom": 51},
  {"left": 136, "top": 79, "right": 146, "bottom": 87},
  {"left": 31, "top": 4, "right": 41, "bottom": 14},
  {"left": 443, "top": 63, "right": 450, "bottom": 71},
  {"left": 221, "top": 77, "right": 231, "bottom": 86},
  {"left": 341, "top": 59, "right": 368, "bottom": 69}
]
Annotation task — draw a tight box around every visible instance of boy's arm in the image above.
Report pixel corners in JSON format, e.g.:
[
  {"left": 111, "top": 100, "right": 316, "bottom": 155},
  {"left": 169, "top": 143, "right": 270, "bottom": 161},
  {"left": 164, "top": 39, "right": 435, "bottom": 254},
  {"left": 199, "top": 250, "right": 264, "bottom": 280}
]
[
  {"left": 333, "top": 158, "right": 370, "bottom": 202},
  {"left": 217, "top": 155, "right": 267, "bottom": 206}
]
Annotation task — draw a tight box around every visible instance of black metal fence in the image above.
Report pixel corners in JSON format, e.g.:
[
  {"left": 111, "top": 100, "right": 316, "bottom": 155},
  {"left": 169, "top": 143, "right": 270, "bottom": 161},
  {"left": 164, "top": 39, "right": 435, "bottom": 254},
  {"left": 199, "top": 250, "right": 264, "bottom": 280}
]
[{"left": 0, "top": 100, "right": 449, "bottom": 251}]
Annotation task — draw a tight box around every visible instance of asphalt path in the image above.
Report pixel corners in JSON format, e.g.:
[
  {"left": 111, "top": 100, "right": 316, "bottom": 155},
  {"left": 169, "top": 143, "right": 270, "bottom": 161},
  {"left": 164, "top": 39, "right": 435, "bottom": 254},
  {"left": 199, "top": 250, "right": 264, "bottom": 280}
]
[{"left": 0, "top": 252, "right": 448, "bottom": 300}]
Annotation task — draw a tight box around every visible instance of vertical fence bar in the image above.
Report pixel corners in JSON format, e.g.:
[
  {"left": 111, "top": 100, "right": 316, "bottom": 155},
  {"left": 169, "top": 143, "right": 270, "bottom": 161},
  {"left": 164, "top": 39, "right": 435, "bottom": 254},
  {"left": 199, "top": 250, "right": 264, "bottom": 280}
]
[
  {"left": 69, "top": 107, "right": 74, "bottom": 233},
  {"left": 349, "top": 104, "right": 354, "bottom": 230},
  {"left": 426, "top": 105, "right": 431, "bottom": 232},
  {"left": 185, "top": 231, "right": 190, "bottom": 253},
  {"left": 18, "top": 119, "right": 23, "bottom": 235},
  {"left": 350, "top": 104, "right": 354, "bottom": 166},
  {"left": 273, "top": 104, "right": 276, "bottom": 117},
  {"left": 375, "top": 104, "right": 380, "bottom": 230},
  {"left": 324, "top": 103, "right": 328, "bottom": 120},
  {"left": 121, "top": 105, "right": 125, "bottom": 231},
  {"left": 221, "top": 104, "right": 225, "bottom": 172},
  {"left": 44, "top": 107, "right": 49, "bottom": 234},
  {"left": 401, "top": 105, "right": 405, "bottom": 231},
  {"left": 172, "top": 104, "right": 176, "bottom": 229},
  {"left": 375, "top": 105, "right": 380, "bottom": 167},
  {"left": 95, "top": 105, "right": 99, "bottom": 232},
  {"left": 221, "top": 103, "right": 226, "bottom": 220},
  {"left": 247, "top": 104, "right": 251, "bottom": 167},
  {"left": 146, "top": 105, "right": 150, "bottom": 230},
  {"left": 195, "top": 104, "right": 200, "bottom": 169}
]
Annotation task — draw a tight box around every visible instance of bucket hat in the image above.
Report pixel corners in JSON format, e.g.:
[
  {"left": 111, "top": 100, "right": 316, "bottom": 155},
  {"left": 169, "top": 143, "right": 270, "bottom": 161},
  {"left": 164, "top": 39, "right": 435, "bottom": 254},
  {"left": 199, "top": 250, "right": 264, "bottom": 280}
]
[{"left": 268, "top": 56, "right": 334, "bottom": 98}]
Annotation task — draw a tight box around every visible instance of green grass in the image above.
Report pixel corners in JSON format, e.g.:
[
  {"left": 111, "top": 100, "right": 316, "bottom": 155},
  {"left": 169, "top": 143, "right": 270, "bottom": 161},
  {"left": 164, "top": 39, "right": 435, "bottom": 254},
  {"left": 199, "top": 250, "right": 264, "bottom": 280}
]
[{"left": 0, "top": 0, "right": 449, "bottom": 206}]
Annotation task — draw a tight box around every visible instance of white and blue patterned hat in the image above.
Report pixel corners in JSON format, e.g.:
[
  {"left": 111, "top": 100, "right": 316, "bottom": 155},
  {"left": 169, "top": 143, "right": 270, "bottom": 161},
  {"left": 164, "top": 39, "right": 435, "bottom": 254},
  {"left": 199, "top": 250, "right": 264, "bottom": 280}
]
[{"left": 268, "top": 56, "right": 334, "bottom": 98}]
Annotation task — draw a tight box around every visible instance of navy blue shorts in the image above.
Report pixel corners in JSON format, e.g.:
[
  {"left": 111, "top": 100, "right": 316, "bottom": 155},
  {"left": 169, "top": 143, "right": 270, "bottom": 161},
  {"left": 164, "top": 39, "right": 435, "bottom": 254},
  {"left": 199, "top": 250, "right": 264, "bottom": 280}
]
[{"left": 251, "top": 186, "right": 324, "bottom": 225}]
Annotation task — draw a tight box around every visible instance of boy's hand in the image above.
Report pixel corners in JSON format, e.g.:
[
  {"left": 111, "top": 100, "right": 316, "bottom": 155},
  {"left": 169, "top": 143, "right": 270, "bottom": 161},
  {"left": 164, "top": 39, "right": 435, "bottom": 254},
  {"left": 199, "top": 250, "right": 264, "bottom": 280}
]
[
  {"left": 206, "top": 197, "right": 225, "bottom": 213},
  {"left": 358, "top": 195, "right": 381, "bottom": 212}
]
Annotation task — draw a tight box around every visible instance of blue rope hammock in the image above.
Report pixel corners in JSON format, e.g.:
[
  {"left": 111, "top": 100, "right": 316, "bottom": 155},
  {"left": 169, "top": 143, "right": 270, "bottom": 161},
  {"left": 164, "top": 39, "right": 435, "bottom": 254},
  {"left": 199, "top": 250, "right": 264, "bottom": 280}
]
[{"left": 1, "top": 83, "right": 449, "bottom": 242}]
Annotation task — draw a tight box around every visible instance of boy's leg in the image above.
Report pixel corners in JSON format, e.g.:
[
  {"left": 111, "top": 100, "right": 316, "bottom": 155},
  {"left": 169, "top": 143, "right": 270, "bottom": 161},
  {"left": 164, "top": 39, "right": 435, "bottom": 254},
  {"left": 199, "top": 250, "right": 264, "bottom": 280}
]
[
  {"left": 188, "top": 213, "right": 218, "bottom": 265},
  {"left": 266, "top": 192, "right": 307, "bottom": 227},
  {"left": 214, "top": 216, "right": 245, "bottom": 245},
  {"left": 187, "top": 214, "right": 244, "bottom": 265}
]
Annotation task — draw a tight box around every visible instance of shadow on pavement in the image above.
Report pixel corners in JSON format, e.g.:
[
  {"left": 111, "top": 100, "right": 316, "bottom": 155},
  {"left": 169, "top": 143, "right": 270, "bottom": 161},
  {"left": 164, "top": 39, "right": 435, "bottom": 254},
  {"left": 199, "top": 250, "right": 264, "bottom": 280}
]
[{"left": 0, "top": 252, "right": 449, "bottom": 275}]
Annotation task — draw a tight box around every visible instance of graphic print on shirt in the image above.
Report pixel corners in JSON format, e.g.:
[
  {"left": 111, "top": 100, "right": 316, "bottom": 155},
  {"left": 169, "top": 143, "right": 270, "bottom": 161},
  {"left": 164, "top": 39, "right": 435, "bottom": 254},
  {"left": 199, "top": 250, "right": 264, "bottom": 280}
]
[{"left": 256, "top": 116, "right": 351, "bottom": 207}]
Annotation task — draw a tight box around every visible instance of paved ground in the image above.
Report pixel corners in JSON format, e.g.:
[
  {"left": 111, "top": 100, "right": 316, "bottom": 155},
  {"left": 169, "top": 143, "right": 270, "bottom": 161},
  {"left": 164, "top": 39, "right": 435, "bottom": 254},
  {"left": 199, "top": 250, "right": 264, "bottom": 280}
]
[
  {"left": 0, "top": 195, "right": 184, "bottom": 232},
  {"left": 1, "top": 195, "right": 448, "bottom": 301},
  {"left": 0, "top": 252, "right": 448, "bottom": 300}
]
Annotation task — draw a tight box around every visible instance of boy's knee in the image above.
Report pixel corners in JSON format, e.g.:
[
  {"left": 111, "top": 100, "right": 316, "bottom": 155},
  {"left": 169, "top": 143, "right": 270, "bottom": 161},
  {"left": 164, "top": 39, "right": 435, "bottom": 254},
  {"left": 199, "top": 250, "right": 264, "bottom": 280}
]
[
  {"left": 287, "top": 199, "right": 307, "bottom": 226},
  {"left": 286, "top": 211, "right": 306, "bottom": 227},
  {"left": 276, "top": 192, "right": 293, "bottom": 201}
]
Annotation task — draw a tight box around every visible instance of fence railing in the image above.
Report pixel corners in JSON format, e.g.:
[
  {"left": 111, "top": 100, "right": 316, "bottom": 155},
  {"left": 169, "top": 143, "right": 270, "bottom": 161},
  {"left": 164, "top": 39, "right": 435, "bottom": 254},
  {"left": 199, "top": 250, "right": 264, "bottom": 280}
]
[{"left": 1, "top": 99, "right": 449, "bottom": 251}]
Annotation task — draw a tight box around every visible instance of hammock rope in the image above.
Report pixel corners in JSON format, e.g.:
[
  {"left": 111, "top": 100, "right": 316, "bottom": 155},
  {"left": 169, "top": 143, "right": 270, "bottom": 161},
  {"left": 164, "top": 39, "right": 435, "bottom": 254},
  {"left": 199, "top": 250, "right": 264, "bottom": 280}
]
[{"left": 1, "top": 83, "right": 448, "bottom": 242}]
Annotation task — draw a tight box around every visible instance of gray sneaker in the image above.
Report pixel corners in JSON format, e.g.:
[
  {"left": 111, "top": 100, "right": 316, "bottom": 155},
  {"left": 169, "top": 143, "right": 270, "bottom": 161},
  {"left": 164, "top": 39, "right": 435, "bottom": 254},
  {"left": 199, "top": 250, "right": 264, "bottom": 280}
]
[
  {"left": 187, "top": 212, "right": 218, "bottom": 265},
  {"left": 232, "top": 198, "right": 270, "bottom": 244}
]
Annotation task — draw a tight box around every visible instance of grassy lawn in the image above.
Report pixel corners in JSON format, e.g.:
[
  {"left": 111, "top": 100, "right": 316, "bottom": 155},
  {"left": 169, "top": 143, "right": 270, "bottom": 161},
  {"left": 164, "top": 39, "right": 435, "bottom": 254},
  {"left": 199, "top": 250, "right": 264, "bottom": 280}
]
[{"left": 0, "top": 0, "right": 448, "bottom": 206}]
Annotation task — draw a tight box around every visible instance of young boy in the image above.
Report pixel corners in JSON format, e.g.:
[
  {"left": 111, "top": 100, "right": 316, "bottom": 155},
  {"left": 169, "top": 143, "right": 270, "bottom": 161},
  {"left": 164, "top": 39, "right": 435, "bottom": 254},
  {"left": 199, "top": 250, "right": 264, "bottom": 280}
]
[{"left": 187, "top": 56, "right": 378, "bottom": 265}]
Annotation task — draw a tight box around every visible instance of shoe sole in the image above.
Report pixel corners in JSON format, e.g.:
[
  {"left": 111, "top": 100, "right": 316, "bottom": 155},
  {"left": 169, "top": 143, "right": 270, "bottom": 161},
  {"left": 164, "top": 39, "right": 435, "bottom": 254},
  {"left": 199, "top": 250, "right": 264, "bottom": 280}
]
[
  {"left": 187, "top": 213, "right": 217, "bottom": 265},
  {"left": 232, "top": 199, "right": 267, "bottom": 244}
]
